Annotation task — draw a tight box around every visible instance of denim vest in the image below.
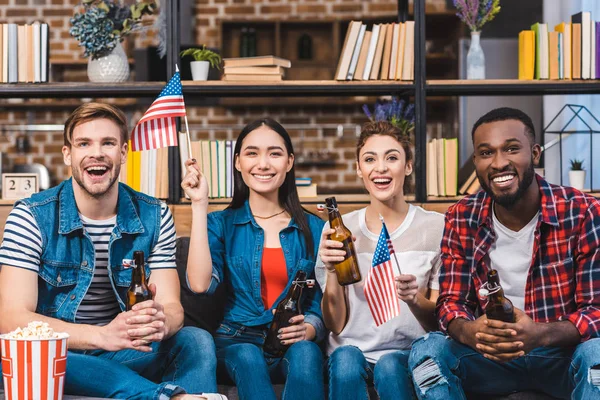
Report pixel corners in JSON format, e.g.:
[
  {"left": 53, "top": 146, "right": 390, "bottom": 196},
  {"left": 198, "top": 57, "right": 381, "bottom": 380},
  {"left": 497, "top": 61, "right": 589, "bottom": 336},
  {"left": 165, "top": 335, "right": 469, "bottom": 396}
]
[
  {"left": 204, "top": 200, "right": 326, "bottom": 341},
  {"left": 18, "top": 179, "right": 163, "bottom": 323}
]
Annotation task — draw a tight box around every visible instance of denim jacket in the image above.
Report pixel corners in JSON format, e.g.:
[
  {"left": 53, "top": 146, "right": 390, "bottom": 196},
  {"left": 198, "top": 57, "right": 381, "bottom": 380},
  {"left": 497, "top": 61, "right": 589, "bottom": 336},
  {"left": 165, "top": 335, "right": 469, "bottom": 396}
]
[
  {"left": 18, "top": 179, "right": 163, "bottom": 322},
  {"left": 203, "top": 200, "right": 326, "bottom": 341}
]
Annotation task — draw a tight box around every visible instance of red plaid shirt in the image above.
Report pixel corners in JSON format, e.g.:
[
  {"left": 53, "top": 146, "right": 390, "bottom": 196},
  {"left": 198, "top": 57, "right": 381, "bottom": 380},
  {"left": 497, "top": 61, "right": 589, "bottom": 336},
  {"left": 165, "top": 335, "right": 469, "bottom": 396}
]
[{"left": 437, "top": 175, "right": 600, "bottom": 341}]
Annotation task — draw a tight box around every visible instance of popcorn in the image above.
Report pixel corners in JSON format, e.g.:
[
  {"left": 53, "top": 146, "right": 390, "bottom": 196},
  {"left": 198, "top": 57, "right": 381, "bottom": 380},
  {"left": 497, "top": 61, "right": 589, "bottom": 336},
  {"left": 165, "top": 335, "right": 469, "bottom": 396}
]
[{"left": 4, "top": 321, "right": 64, "bottom": 340}]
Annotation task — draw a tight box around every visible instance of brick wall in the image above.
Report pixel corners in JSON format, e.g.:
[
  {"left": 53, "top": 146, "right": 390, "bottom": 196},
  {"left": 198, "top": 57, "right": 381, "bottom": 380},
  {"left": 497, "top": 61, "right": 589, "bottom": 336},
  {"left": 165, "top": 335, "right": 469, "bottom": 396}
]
[{"left": 0, "top": 0, "right": 448, "bottom": 193}]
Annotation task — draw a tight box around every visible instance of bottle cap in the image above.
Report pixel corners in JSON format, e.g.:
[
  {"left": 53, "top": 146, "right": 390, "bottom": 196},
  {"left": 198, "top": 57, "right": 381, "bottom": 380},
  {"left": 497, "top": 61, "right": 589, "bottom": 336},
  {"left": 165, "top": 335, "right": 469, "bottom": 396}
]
[{"left": 478, "top": 287, "right": 489, "bottom": 298}]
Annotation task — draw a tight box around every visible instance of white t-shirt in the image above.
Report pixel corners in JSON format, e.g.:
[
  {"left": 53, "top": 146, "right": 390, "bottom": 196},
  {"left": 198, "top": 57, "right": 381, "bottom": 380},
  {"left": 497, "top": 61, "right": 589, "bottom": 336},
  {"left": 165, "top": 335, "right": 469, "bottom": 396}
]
[
  {"left": 315, "top": 205, "right": 444, "bottom": 363},
  {"left": 489, "top": 207, "right": 539, "bottom": 311}
]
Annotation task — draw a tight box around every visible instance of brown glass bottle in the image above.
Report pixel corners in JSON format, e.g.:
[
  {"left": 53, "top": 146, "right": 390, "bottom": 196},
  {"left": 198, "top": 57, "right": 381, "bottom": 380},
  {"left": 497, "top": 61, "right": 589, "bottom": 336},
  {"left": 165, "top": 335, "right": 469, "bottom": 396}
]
[
  {"left": 263, "top": 271, "right": 307, "bottom": 357},
  {"left": 325, "top": 197, "right": 361, "bottom": 285},
  {"left": 126, "top": 251, "right": 152, "bottom": 311},
  {"left": 485, "top": 269, "right": 515, "bottom": 323}
]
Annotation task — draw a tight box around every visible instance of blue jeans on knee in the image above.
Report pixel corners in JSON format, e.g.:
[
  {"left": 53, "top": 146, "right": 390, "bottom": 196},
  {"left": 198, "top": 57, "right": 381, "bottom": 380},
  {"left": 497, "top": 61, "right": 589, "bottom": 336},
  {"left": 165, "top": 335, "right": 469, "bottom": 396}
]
[
  {"left": 408, "top": 331, "right": 600, "bottom": 400},
  {"left": 328, "top": 345, "right": 414, "bottom": 400},
  {"left": 214, "top": 321, "right": 325, "bottom": 400},
  {"left": 65, "top": 326, "right": 217, "bottom": 400}
]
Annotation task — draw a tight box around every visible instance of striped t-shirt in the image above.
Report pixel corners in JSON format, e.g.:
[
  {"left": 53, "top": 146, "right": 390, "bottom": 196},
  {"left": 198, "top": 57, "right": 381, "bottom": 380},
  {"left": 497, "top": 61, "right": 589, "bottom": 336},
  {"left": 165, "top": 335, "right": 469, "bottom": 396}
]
[{"left": 0, "top": 202, "right": 177, "bottom": 326}]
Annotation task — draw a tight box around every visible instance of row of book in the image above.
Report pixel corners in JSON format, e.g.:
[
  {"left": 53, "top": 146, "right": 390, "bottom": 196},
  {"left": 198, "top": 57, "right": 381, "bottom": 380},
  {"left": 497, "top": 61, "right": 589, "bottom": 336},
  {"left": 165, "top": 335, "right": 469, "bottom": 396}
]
[
  {"left": 426, "top": 138, "right": 459, "bottom": 197},
  {"left": 0, "top": 23, "right": 50, "bottom": 83},
  {"left": 335, "top": 20, "right": 414, "bottom": 81},
  {"left": 221, "top": 56, "right": 291, "bottom": 82},
  {"left": 119, "top": 146, "right": 170, "bottom": 199},
  {"left": 519, "top": 12, "right": 599, "bottom": 80}
]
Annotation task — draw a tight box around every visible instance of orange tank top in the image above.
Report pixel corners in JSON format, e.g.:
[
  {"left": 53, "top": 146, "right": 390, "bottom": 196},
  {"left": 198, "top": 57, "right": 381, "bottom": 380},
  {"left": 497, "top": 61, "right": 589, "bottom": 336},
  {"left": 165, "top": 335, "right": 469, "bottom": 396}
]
[{"left": 260, "top": 247, "right": 288, "bottom": 309}]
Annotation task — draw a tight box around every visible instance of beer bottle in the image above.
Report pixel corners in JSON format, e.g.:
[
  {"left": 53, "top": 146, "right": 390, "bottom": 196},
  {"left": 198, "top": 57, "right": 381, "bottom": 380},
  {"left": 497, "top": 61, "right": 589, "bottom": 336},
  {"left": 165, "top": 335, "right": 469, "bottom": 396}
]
[
  {"left": 484, "top": 269, "right": 515, "bottom": 323},
  {"left": 325, "top": 197, "right": 361, "bottom": 285},
  {"left": 263, "top": 271, "right": 309, "bottom": 357},
  {"left": 126, "top": 251, "right": 152, "bottom": 311}
]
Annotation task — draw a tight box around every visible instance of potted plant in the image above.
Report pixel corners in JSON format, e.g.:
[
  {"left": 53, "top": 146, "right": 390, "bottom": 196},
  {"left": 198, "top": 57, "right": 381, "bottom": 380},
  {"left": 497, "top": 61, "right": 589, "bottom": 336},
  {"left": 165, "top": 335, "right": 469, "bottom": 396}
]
[
  {"left": 452, "top": 0, "right": 501, "bottom": 79},
  {"left": 70, "top": 0, "right": 156, "bottom": 83},
  {"left": 569, "top": 158, "right": 586, "bottom": 190},
  {"left": 180, "top": 46, "right": 222, "bottom": 81}
]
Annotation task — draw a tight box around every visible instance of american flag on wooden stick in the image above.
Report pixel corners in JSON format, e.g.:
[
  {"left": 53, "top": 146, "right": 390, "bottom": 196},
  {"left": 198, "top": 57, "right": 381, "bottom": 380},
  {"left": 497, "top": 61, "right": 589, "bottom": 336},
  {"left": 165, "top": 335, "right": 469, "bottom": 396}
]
[
  {"left": 131, "top": 71, "right": 186, "bottom": 151},
  {"left": 364, "top": 219, "right": 401, "bottom": 326}
]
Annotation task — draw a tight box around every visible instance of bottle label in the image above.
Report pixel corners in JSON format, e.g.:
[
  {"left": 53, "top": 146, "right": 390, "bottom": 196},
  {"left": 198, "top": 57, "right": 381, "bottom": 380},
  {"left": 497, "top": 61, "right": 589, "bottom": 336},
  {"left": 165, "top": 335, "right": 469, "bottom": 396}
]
[{"left": 122, "top": 259, "right": 134, "bottom": 269}]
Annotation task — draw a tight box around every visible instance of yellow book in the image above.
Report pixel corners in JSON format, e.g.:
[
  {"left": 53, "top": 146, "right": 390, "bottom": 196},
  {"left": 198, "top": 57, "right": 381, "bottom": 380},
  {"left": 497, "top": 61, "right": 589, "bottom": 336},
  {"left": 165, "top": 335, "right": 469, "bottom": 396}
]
[
  {"left": 519, "top": 30, "right": 535, "bottom": 80},
  {"left": 131, "top": 148, "right": 142, "bottom": 192},
  {"left": 125, "top": 142, "right": 134, "bottom": 187}
]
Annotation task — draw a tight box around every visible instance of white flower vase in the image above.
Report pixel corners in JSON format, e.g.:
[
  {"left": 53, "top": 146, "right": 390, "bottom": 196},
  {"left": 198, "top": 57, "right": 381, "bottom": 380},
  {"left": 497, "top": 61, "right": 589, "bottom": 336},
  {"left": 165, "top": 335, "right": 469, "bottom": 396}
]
[
  {"left": 190, "top": 61, "right": 210, "bottom": 81},
  {"left": 569, "top": 170, "right": 586, "bottom": 190},
  {"left": 467, "top": 31, "right": 485, "bottom": 80},
  {"left": 87, "top": 44, "right": 130, "bottom": 83}
]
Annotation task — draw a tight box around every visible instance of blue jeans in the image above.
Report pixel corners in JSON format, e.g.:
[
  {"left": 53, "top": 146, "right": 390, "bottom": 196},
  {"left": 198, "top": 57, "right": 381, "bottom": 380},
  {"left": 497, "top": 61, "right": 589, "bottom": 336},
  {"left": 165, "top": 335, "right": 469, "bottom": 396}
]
[
  {"left": 214, "top": 321, "right": 325, "bottom": 400},
  {"left": 408, "top": 331, "right": 600, "bottom": 400},
  {"left": 328, "top": 345, "right": 414, "bottom": 400},
  {"left": 64, "top": 327, "right": 217, "bottom": 400}
]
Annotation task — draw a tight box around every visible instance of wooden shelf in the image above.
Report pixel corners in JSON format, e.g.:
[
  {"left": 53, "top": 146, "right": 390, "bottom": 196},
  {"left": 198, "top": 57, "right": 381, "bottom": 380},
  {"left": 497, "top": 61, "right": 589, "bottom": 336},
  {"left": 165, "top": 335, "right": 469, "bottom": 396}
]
[
  {"left": 0, "top": 82, "right": 165, "bottom": 98},
  {"left": 182, "top": 80, "right": 414, "bottom": 97},
  {"left": 427, "top": 79, "right": 600, "bottom": 96}
]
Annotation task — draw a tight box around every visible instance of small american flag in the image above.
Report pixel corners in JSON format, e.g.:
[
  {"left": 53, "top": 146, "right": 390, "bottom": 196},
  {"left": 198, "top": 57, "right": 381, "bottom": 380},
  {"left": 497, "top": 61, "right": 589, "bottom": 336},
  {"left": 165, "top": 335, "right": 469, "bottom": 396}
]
[
  {"left": 131, "top": 71, "right": 186, "bottom": 151},
  {"left": 364, "top": 221, "right": 400, "bottom": 326}
]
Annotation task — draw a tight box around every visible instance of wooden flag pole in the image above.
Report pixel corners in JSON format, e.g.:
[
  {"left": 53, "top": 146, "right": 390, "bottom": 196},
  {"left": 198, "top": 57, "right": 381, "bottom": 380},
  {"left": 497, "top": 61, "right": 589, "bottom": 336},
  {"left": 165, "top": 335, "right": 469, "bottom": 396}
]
[
  {"left": 379, "top": 214, "right": 402, "bottom": 275},
  {"left": 176, "top": 64, "right": 193, "bottom": 160}
]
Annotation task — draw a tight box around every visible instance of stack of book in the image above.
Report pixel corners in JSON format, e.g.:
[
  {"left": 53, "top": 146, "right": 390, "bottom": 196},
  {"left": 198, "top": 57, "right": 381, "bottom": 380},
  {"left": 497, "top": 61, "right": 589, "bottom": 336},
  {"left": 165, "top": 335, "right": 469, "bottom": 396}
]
[
  {"left": 0, "top": 22, "right": 50, "bottom": 83},
  {"left": 519, "top": 11, "right": 599, "bottom": 80},
  {"left": 295, "top": 177, "right": 318, "bottom": 197},
  {"left": 178, "top": 135, "right": 236, "bottom": 199},
  {"left": 335, "top": 20, "right": 414, "bottom": 81},
  {"left": 426, "top": 138, "right": 459, "bottom": 197},
  {"left": 119, "top": 146, "right": 170, "bottom": 199},
  {"left": 222, "top": 56, "right": 291, "bottom": 82}
]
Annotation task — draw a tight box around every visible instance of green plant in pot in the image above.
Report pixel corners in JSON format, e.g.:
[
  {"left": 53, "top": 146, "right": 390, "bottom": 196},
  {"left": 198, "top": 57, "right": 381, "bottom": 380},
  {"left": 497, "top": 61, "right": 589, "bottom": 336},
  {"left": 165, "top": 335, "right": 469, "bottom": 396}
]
[
  {"left": 569, "top": 158, "right": 586, "bottom": 191},
  {"left": 180, "top": 45, "right": 222, "bottom": 81}
]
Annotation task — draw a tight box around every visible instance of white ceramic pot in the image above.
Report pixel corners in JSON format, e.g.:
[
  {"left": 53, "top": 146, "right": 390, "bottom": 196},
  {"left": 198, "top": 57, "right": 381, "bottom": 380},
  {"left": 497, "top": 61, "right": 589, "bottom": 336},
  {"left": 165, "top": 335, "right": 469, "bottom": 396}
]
[
  {"left": 190, "top": 60, "right": 210, "bottom": 81},
  {"left": 569, "top": 170, "right": 586, "bottom": 190},
  {"left": 87, "top": 43, "right": 130, "bottom": 83}
]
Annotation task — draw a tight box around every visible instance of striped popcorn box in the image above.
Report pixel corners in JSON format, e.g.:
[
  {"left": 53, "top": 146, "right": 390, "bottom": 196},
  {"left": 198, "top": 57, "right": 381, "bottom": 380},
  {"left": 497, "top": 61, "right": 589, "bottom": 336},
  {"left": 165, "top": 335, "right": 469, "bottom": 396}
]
[{"left": 1, "top": 334, "right": 69, "bottom": 400}]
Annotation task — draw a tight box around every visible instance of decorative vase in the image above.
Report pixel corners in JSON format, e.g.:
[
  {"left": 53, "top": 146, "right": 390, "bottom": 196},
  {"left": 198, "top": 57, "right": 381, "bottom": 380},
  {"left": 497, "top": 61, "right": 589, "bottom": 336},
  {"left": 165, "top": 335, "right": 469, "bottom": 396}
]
[
  {"left": 467, "top": 31, "right": 485, "bottom": 80},
  {"left": 190, "top": 61, "right": 210, "bottom": 81},
  {"left": 569, "top": 170, "right": 586, "bottom": 190},
  {"left": 87, "top": 44, "right": 130, "bottom": 83}
]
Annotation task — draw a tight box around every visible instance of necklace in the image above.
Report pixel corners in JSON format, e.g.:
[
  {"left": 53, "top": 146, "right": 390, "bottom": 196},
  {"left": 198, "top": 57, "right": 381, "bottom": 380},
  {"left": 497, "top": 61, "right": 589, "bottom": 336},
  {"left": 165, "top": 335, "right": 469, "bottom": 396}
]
[{"left": 252, "top": 209, "right": 286, "bottom": 219}]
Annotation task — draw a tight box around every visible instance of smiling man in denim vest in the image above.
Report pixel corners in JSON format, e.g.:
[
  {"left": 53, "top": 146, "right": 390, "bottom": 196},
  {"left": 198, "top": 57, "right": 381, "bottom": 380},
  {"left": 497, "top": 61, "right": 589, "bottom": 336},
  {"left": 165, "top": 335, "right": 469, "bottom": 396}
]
[{"left": 0, "top": 103, "right": 219, "bottom": 400}]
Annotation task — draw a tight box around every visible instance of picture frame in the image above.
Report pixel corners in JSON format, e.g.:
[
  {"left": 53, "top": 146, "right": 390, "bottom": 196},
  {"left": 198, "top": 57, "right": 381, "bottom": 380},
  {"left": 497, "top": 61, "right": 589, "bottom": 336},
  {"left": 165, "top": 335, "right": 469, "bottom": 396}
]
[{"left": 2, "top": 173, "right": 40, "bottom": 200}]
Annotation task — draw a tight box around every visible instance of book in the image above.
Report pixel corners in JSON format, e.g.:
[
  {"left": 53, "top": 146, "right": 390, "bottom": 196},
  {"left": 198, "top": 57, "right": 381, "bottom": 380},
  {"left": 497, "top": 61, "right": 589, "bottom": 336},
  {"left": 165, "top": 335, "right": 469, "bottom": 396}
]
[
  {"left": 223, "top": 55, "right": 291, "bottom": 68},
  {"left": 426, "top": 139, "right": 438, "bottom": 196},
  {"left": 17, "top": 25, "right": 27, "bottom": 82},
  {"left": 388, "top": 23, "right": 400, "bottom": 79},
  {"left": 558, "top": 32, "right": 564, "bottom": 79},
  {"left": 444, "top": 138, "right": 458, "bottom": 196},
  {"left": 401, "top": 21, "right": 415, "bottom": 80},
  {"left": 0, "top": 24, "right": 3, "bottom": 82},
  {"left": 223, "top": 74, "right": 282, "bottom": 81},
  {"left": 395, "top": 22, "right": 406, "bottom": 80},
  {"left": 223, "top": 65, "right": 284, "bottom": 75},
  {"left": 518, "top": 30, "right": 535, "bottom": 80},
  {"left": 2, "top": 24, "right": 7, "bottom": 83},
  {"left": 353, "top": 30, "right": 371, "bottom": 81},
  {"left": 369, "top": 23, "right": 388, "bottom": 80},
  {"left": 592, "top": 21, "right": 596, "bottom": 80},
  {"left": 572, "top": 12, "right": 591, "bottom": 79},
  {"left": 531, "top": 23, "right": 549, "bottom": 79},
  {"left": 572, "top": 23, "right": 582, "bottom": 79},
  {"left": 210, "top": 141, "right": 218, "bottom": 198},
  {"left": 555, "top": 22, "right": 571, "bottom": 79},
  {"left": 596, "top": 22, "right": 600, "bottom": 79},
  {"left": 380, "top": 23, "right": 394, "bottom": 79},
  {"left": 225, "top": 140, "right": 233, "bottom": 198},
  {"left": 217, "top": 140, "right": 226, "bottom": 198},
  {"left": 361, "top": 25, "right": 380, "bottom": 80},
  {"left": 347, "top": 24, "right": 366, "bottom": 80},
  {"left": 7, "top": 24, "right": 16, "bottom": 83},
  {"left": 459, "top": 170, "right": 477, "bottom": 195},
  {"left": 436, "top": 138, "right": 446, "bottom": 196},
  {"left": 295, "top": 177, "right": 312, "bottom": 186},
  {"left": 297, "top": 183, "right": 317, "bottom": 197},
  {"left": 40, "top": 23, "right": 49, "bottom": 82},
  {"left": 548, "top": 31, "right": 559, "bottom": 80},
  {"left": 33, "top": 22, "right": 40, "bottom": 83},
  {"left": 334, "top": 21, "right": 362, "bottom": 81},
  {"left": 200, "top": 140, "right": 212, "bottom": 198}
]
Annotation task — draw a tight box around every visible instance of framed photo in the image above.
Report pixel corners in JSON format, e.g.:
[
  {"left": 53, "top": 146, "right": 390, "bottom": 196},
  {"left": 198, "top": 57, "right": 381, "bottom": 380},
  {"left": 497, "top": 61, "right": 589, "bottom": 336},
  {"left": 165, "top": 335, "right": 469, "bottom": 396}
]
[{"left": 2, "top": 173, "right": 39, "bottom": 200}]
